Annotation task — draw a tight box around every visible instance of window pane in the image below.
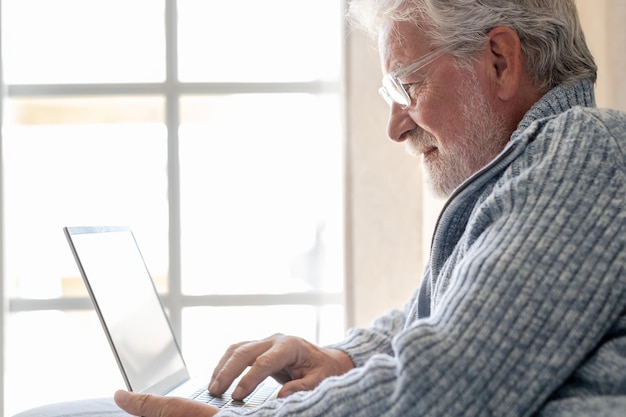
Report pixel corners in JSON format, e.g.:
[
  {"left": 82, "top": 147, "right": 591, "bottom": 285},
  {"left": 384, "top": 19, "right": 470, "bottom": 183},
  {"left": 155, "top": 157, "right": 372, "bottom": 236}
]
[
  {"left": 5, "top": 311, "right": 122, "bottom": 416},
  {"left": 2, "top": 0, "right": 166, "bottom": 84},
  {"left": 3, "top": 97, "right": 169, "bottom": 298},
  {"left": 179, "top": 94, "right": 344, "bottom": 296},
  {"left": 177, "top": 0, "right": 342, "bottom": 82},
  {"left": 181, "top": 305, "right": 345, "bottom": 374}
]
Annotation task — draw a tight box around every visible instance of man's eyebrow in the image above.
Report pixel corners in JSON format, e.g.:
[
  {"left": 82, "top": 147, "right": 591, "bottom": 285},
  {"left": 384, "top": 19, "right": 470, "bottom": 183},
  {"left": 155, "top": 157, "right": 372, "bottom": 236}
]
[
  {"left": 392, "top": 60, "right": 415, "bottom": 76},
  {"left": 388, "top": 60, "right": 405, "bottom": 73},
  {"left": 396, "top": 65, "right": 426, "bottom": 81}
]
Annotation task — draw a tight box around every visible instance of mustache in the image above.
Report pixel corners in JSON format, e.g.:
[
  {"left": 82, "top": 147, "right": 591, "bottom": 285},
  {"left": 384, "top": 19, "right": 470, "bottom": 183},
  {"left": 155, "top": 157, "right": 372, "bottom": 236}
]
[{"left": 404, "top": 129, "right": 438, "bottom": 157}]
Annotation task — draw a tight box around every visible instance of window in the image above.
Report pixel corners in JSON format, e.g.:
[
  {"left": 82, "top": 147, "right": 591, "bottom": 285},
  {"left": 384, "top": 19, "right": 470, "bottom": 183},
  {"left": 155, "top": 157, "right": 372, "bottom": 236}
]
[{"left": 1, "top": 1, "right": 345, "bottom": 415}]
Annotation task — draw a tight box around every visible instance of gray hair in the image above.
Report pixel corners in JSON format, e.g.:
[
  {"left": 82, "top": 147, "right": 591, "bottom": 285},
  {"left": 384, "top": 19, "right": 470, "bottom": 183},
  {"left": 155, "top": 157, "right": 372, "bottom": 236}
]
[{"left": 347, "top": 0, "right": 597, "bottom": 92}]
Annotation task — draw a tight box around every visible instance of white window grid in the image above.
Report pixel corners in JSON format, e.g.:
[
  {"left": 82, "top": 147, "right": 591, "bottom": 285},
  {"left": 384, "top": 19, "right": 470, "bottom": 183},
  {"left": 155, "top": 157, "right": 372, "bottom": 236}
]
[{"left": 0, "top": 1, "right": 346, "bottom": 415}]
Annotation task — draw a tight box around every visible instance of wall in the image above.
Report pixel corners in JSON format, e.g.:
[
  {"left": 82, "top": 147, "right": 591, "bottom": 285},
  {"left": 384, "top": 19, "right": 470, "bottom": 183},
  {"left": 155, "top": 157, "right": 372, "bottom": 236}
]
[
  {"left": 344, "top": 29, "right": 426, "bottom": 328},
  {"left": 344, "top": 0, "right": 626, "bottom": 328},
  {"left": 577, "top": 0, "right": 626, "bottom": 111}
]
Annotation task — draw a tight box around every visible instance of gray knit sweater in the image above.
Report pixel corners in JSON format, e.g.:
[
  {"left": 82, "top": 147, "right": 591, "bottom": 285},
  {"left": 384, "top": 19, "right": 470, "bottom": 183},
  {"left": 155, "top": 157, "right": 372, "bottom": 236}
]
[{"left": 218, "top": 79, "right": 626, "bottom": 416}]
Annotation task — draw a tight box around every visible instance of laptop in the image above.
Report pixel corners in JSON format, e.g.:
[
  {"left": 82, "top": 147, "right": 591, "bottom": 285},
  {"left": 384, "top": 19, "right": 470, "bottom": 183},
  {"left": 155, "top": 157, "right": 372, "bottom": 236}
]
[{"left": 63, "top": 226, "right": 280, "bottom": 409}]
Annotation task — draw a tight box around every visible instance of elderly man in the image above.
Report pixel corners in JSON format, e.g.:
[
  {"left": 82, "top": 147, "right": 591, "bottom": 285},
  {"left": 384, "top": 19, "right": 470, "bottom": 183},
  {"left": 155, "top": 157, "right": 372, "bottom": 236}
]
[{"left": 16, "top": 1, "right": 626, "bottom": 416}]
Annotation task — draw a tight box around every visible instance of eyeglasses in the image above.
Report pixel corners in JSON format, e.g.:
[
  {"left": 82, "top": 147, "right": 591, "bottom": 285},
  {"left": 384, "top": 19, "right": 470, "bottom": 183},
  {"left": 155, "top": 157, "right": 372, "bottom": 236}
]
[{"left": 378, "top": 45, "right": 453, "bottom": 109}]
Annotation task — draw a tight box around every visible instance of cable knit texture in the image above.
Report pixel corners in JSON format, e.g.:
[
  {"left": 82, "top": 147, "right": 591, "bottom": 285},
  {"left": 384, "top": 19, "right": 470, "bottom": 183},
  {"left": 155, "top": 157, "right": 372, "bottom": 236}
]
[{"left": 217, "top": 79, "right": 626, "bottom": 417}]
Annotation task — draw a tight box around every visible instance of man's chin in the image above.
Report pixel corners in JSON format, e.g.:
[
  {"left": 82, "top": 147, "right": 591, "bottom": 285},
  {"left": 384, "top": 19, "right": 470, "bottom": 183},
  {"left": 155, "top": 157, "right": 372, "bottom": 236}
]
[
  {"left": 423, "top": 163, "right": 464, "bottom": 199},
  {"left": 424, "top": 178, "right": 452, "bottom": 199}
]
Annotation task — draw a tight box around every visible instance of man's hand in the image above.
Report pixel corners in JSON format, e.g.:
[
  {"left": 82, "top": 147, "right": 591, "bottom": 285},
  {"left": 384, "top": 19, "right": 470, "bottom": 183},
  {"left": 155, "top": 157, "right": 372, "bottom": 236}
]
[
  {"left": 209, "top": 333, "right": 354, "bottom": 400},
  {"left": 114, "top": 390, "right": 219, "bottom": 417}
]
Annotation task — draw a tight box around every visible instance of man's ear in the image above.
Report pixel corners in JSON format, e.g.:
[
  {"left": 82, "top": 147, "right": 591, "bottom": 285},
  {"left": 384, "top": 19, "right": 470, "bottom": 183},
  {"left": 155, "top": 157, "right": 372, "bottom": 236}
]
[{"left": 485, "top": 26, "right": 524, "bottom": 101}]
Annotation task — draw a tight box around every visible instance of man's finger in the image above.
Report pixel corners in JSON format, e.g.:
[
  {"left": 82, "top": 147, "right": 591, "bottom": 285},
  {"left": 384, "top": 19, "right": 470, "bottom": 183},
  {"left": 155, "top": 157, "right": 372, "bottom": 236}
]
[
  {"left": 231, "top": 347, "right": 298, "bottom": 400},
  {"left": 210, "top": 338, "right": 278, "bottom": 395},
  {"left": 209, "top": 341, "right": 248, "bottom": 382},
  {"left": 115, "top": 390, "right": 161, "bottom": 417},
  {"left": 114, "top": 390, "right": 219, "bottom": 417}
]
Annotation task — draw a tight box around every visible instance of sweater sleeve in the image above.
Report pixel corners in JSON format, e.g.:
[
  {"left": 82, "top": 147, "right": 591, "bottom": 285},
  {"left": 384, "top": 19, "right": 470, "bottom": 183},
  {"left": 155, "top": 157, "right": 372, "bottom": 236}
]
[
  {"left": 326, "top": 308, "right": 407, "bottom": 367},
  {"left": 216, "top": 109, "right": 626, "bottom": 417},
  {"left": 325, "top": 285, "right": 422, "bottom": 367}
]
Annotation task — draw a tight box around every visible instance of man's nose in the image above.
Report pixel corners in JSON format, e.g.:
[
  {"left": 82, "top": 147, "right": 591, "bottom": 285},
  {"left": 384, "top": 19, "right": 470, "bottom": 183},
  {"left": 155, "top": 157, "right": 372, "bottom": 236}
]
[{"left": 387, "top": 103, "right": 417, "bottom": 142}]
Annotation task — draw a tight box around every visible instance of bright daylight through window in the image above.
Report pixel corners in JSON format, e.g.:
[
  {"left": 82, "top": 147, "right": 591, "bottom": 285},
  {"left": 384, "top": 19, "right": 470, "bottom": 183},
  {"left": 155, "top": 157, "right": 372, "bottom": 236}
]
[{"left": 0, "top": 1, "right": 345, "bottom": 416}]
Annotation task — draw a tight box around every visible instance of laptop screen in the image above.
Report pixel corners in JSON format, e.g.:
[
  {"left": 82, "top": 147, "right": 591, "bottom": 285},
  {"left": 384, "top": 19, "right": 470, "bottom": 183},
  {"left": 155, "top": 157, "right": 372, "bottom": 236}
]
[{"left": 66, "top": 227, "right": 187, "bottom": 393}]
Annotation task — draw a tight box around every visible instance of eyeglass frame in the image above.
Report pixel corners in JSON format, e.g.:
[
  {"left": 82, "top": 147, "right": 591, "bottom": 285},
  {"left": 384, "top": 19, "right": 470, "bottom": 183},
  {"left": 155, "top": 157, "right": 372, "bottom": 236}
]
[{"left": 378, "top": 44, "right": 455, "bottom": 109}]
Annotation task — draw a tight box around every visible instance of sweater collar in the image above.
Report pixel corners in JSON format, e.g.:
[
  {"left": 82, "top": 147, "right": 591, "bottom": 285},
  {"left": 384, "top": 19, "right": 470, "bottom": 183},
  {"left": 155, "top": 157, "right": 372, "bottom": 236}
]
[{"left": 511, "top": 78, "right": 596, "bottom": 141}]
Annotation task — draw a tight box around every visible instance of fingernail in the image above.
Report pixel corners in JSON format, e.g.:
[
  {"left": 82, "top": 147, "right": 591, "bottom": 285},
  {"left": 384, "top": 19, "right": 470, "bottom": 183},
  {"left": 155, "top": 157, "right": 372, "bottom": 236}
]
[
  {"left": 232, "top": 387, "right": 243, "bottom": 400},
  {"left": 209, "top": 381, "right": 219, "bottom": 394}
]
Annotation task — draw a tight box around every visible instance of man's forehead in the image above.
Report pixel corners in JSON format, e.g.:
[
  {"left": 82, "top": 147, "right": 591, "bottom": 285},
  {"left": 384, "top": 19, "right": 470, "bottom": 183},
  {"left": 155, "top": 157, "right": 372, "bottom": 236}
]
[{"left": 378, "top": 20, "right": 432, "bottom": 63}]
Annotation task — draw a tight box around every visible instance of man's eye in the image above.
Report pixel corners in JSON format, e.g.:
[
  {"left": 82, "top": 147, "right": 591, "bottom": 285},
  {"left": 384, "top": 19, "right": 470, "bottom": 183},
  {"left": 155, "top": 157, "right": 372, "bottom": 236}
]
[{"left": 403, "top": 80, "right": 425, "bottom": 98}]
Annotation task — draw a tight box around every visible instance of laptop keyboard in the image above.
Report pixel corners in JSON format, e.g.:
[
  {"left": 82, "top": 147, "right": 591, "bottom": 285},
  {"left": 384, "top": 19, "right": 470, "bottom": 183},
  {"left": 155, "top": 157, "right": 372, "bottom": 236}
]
[{"left": 191, "top": 380, "right": 277, "bottom": 409}]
